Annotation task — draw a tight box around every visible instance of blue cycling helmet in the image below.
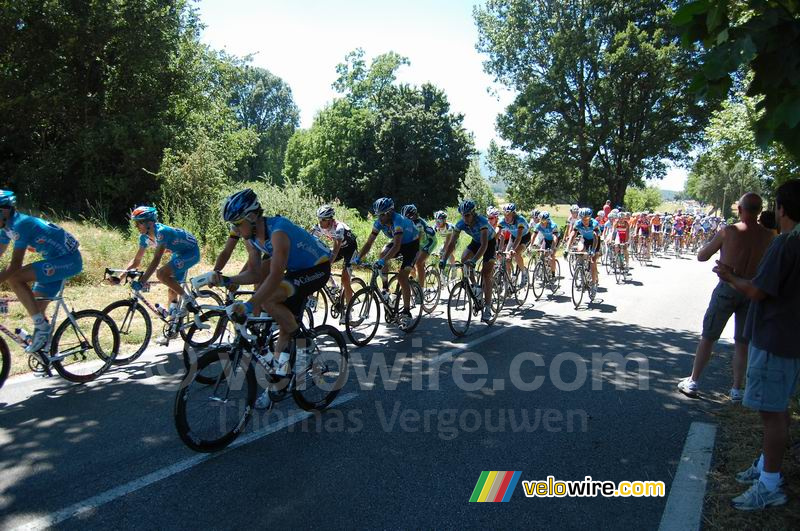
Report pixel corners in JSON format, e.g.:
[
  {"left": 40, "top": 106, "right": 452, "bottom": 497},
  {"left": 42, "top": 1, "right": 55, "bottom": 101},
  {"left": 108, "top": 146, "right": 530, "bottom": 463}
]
[
  {"left": 540, "top": 211, "right": 551, "bottom": 220},
  {"left": 131, "top": 206, "right": 158, "bottom": 222},
  {"left": 401, "top": 204, "right": 418, "bottom": 218},
  {"left": 373, "top": 197, "right": 394, "bottom": 215},
  {"left": 579, "top": 207, "right": 592, "bottom": 217},
  {"left": 458, "top": 199, "right": 476, "bottom": 214},
  {"left": 503, "top": 203, "right": 516, "bottom": 213},
  {"left": 0, "top": 190, "right": 16, "bottom": 208},
  {"left": 223, "top": 189, "right": 261, "bottom": 222}
]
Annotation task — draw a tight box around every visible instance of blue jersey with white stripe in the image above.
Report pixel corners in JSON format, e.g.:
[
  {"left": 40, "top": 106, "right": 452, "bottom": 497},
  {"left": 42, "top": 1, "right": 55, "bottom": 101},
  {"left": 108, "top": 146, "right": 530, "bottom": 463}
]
[
  {"left": 573, "top": 219, "right": 600, "bottom": 240},
  {"left": 455, "top": 215, "right": 496, "bottom": 243},
  {"left": 0, "top": 212, "right": 79, "bottom": 259},
  {"left": 250, "top": 216, "right": 331, "bottom": 271},
  {"left": 372, "top": 212, "right": 419, "bottom": 244},
  {"left": 499, "top": 215, "right": 530, "bottom": 239},
  {"left": 139, "top": 223, "right": 199, "bottom": 257},
  {"left": 533, "top": 221, "right": 560, "bottom": 242}
]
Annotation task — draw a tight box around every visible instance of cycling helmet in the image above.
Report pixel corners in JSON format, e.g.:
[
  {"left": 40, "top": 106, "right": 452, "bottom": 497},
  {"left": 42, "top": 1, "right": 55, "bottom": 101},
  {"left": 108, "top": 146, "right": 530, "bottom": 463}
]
[
  {"left": 222, "top": 189, "right": 261, "bottom": 222},
  {"left": 596, "top": 210, "right": 604, "bottom": 217},
  {"left": 316, "top": 204, "right": 335, "bottom": 220},
  {"left": 579, "top": 207, "right": 592, "bottom": 217},
  {"left": 503, "top": 203, "right": 516, "bottom": 213},
  {"left": 533, "top": 209, "right": 541, "bottom": 218},
  {"left": 487, "top": 207, "right": 500, "bottom": 218},
  {"left": 458, "top": 199, "right": 476, "bottom": 215},
  {"left": 611, "top": 208, "right": 620, "bottom": 216},
  {"left": 609, "top": 211, "right": 619, "bottom": 220},
  {"left": 540, "top": 211, "right": 551, "bottom": 220},
  {"left": 401, "top": 204, "right": 418, "bottom": 218},
  {"left": 0, "top": 190, "right": 16, "bottom": 208},
  {"left": 434, "top": 210, "right": 447, "bottom": 220},
  {"left": 131, "top": 206, "right": 158, "bottom": 222},
  {"left": 373, "top": 197, "right": 394, "bottom": 215},
  {"left": 570, "top": 204, "right": 579, "bottom": 213}
]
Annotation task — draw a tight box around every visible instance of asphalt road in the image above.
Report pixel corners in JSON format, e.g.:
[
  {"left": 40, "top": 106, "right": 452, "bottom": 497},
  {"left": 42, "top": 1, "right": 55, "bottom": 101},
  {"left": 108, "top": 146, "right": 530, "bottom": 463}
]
[{"left": 0, "top": 250, "right": 737, "bottom": 530}]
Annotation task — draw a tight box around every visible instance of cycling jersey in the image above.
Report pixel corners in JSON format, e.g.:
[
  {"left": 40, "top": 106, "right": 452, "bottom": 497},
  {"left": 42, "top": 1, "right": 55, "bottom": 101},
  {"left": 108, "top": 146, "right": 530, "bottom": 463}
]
[
  {"left": 573, "top": 219, "right": 600, "bottom": 240},
  {"left": 0, "top": 212, "right": 79, "bottom": 259},
  {"left": 412, "top": 217, "right": 437, "bottom": 251},
  {"left": 139, "top": 223, "right": 199, "bottom": 257},
  {"left": 435, "top": 221, "right": 455, "bottom": 237},
  {"left": 455, "top": 215, "right": 496, "bottom": 243},
  {"left": 311, "top": 220, "right": 355, "bottom": 248},
  {"left": 533, "top": 221, "right": 560, "bottom": 242},
  {"left": 372, "top": 212, "right": 419, "bottom": 244},
  {"left": 249, "top": 216, "right": 332, "bottom": 271},
  {"left": 499, "top": 214, "right": 530, "bottom": 240}
]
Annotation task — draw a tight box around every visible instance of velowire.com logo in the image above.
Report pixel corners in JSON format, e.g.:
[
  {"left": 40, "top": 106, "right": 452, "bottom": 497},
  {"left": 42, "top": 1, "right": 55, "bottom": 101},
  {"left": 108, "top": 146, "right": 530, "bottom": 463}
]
[{"left": 469, "top": 471, "right": 522, "bottom": 503}]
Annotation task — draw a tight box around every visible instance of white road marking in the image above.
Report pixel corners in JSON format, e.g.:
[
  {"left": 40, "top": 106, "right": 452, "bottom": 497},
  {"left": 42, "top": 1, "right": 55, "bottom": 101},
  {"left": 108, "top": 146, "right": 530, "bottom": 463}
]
[
  {"left": 12, "top": 392, "right": 359, "bottom": 531},
  {"left": 658, "top": 421, "right": 717, "bottom": 531}
]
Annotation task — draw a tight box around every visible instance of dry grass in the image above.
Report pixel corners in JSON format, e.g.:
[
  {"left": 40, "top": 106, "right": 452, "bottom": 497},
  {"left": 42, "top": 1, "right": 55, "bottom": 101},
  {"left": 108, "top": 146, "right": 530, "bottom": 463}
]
[{"left": 701, "top": 394, "right": 800, "bottom": 529}]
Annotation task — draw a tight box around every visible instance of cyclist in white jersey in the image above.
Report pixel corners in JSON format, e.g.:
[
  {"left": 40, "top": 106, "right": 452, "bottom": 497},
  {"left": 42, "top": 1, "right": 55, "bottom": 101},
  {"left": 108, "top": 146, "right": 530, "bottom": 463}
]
[
  {"left": 433, "top": 210, "right": 456, "bottom": 268},
  {"left": 311, "top": 205, "right": 358, "bottom": 310}
]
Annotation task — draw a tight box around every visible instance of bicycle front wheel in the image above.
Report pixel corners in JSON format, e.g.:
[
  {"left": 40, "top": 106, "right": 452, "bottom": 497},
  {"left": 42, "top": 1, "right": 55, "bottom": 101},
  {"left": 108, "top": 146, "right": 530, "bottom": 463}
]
[
  {"left": 292, "top": 324, "right": 349, "bottom": 411},
  {"left": 571, "top": 267, "right": 585, "bottom": 309},
  {"left": 447, "top": 282, "right": 472, "bottom": 337},
  {"left": 422, "top": 264, "right": 442, "bottom": 314},
  {"left": 51, "top": 310, "right": 120, "bottom": 383},
  {"left": 102, "top": 299, "right": 151, "bottom": 364},
  {"left": 0, "top": 337, "right": 10, "bottom": 389},
  {"left": 174, "top": 347, "right": 256, "bottom": 452},
  {"left": 532, "top": 262, "right": 545, "bottom": 300},
  {"left": 345, "top": 287, "right": 381, "bottom": 347}
]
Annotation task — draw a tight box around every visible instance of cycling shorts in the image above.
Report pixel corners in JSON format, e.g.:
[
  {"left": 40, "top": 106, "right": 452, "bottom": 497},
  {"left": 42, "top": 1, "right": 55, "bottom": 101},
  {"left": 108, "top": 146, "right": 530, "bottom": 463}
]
[
  {"left": 31, "top": 250, "right": 83, "bottom": 297},
  {"left": 652, "top": 225, "right": 662, "bottom": 233},
  {"left": 333, "top": 244, "right": 356, "bottom": 267},
  {"left": 382, "top": 239, "right": 420, "bottom": 270},
  {"left": 168, "top": 251, "right": 201, "bottom": 283},
  {"left": 466, "top": 238, "right": 497, "bottom": 263},
  {"left": 282, "top": 261, "right": 331, "bottom": 318}
]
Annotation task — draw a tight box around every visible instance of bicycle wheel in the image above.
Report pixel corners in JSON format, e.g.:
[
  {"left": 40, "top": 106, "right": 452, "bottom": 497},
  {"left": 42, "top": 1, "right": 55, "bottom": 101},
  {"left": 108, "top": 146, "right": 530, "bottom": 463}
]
[
  {"left": 174, "top": 346, "right": 256, "bottom": 452},
  {"left": 330, "top": 277, "right": 366, "bottom": 320},
  {"left": 571, "top": 266, "right": 585, "bottom": 309},
  {"left": 292, "top": 324, "right": 349, "bottom": 411},
  {"left": 401, "top": 280, "right": 424, "bottom": 332},
  {"left": 531, "top": 262, "right": 545, "bottom": 300},
  {"left": 549, "top": 259, "right": 562, "bottom": 294},
  {"left": 307, "top": 288, "right": 329, "bottom": 327},
  {"left": 422, "top": 264, "right": 442, "bottom": 314},
  {"left": 447, "top": 282, "right": 472, "bottom": 337},
  {"left": 511, "top": 263, "right": 529, "bottom": 306},
  {"left": 102, "top": 299, "right": 151, "bottom": 364},
  {"left": 488, "top": 276, "right": 502, "bottom": 324},
  {"left": 0, "top": 337, "right": 10, "bottom": 389},
  {"left": 614, "top": 255, "right": 623, "bottom": 284},
  {"left": 179, "top": 289, "right": 224, "bottom": 345},
  {"left": 568, "top": 252, "right": 577, "bottom": 277},
  {"left": 51, "top": 310, "right": 120, "bottom": 383},
  {"left": 345, "top": 287, "right": 381, "bottom": 346}
]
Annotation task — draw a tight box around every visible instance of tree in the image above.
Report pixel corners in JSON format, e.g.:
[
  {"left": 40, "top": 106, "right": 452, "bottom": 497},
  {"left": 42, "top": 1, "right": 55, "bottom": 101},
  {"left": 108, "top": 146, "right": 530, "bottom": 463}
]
[
  {"left": 624, "top": 185, "right": 664, "bottom": 212},
  {"left": 228, "top": 65, "right": 300, "bottom": 182},
  {"left": 673, "top": 0, "right": 800, "bottom": 159},
  {"left": 474, "top": 0, "right": 714, "bottom": 208},
  {"left": 460, "top": 158, "right": 495, "bottom": 214},
  {"left": 284, "top": 50, "right": 475, "bottom": 215}
]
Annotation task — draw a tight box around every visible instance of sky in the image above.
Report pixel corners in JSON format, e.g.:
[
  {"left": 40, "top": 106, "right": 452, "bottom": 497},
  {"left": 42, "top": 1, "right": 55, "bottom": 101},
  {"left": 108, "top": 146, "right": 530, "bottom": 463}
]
[{"left": 196, "top": 0, "right": 688, "bottom": 191}]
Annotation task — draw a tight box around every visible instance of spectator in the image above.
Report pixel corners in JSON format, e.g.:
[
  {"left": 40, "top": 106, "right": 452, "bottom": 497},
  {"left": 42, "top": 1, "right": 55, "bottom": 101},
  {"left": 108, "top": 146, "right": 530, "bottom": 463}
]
[
  {"left": 603, "top": 200, "right": 612, "bottom": 218},
  {"left": 677, "top": 193, "right": 774, "bottom": 401},
  {"left": 758, "top": 210, "right": 777, "bottom": 234},
  {"left": 713, "top": 179, "right": 800, "bottom": 510}
]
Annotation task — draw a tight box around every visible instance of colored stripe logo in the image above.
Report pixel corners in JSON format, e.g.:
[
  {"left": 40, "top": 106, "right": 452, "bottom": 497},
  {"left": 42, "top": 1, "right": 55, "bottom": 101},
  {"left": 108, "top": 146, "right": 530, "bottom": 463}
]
[{"left": 470, "top": 471, "right": 522, "bottom": 502}]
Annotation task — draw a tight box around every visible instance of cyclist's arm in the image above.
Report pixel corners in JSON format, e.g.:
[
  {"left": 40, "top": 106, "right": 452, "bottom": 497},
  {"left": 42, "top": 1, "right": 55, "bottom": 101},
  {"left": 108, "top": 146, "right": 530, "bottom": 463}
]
[
  {"left": 140, "top": 245, "right": 166, "bottom": 284},
  {"left": 122, "top": 247, "right": 147, "bottom": 282},
  {"left": 330, "top": 239, "right": 342, "bottom": 264},
  {"left": 511, "top": 224, "right": 525, "bottom": 253},
  {"left": 697, "top": 228, "right": 724, "bottom": 262},
  {"left": 0, "top": 246, "right": 25, "bottom": 284},
  {"left": 358, "top": 230, "right": 378, "bottom": 260},
  {"left": 442, "top": 230, "right": 459, "bottom": 261},
  {"left": 250, "top": 231, "right": 289, "bottom": 310},
  {"left": 474, "top": 228, "right": 489, "bottom": 261},
  {"left": 213, "top": 235, "right": 239, "bottom": 272},
  {"left": 382, "top": 230, "right": 403, "bottom": 260},
  {"left": 226, "top": 241, "right": 263, "bottom": 286}
]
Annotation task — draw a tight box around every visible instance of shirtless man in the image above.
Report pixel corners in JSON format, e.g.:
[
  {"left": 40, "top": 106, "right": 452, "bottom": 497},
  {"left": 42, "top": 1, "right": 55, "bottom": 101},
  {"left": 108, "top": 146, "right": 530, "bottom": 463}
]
[{"left": 678, "top": 193, "right": 775, "bottom": 401}]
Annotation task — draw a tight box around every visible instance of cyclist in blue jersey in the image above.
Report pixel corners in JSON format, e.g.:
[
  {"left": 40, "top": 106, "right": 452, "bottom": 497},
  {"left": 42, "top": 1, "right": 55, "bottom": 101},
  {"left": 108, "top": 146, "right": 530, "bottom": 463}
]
[
  {"left": 0, "top": 190, "right": 83, "bottom": 352},
  {"left": 401, "top": 204, "right": 437, "bottom": 300},
  {"left": 213, "top": 189, "right": 331, "bottom": 402},
  {"left": 532, "top": 211, "right": 560, "bottom": 276},
  {"left": 499, "top": 203, "right": 531, "bottom": 288},
  {"left": 122, "top": 207, "right": 200, "bottom": 333},
  {"left": 440, "top": 199, "right": 496, "bottom": 322},
  {"left": 354, "top": 197, "right": 419, "bottom": 323},
  {"left": 565, "top": 207, "right": 601, "bottom": 286}
]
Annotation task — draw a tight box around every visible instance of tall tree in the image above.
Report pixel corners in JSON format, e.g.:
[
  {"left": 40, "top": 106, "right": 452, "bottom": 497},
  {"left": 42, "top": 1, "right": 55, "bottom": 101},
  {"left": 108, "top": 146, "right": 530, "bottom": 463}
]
[{"left": 475, "top": 0, "right": 715, "bottom": 208}]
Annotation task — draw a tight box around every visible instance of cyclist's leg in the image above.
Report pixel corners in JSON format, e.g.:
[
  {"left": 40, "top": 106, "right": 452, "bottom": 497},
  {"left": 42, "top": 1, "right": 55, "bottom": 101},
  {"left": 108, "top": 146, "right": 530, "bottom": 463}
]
[
  {"left": 5, "top": 264, "right": 43, "bottom": 317},
  {"left": 416, "top": 249, "right": 430, "bottom": 292},
  {"left": 481, "top": 239, "right": 497, "bottom": 304},
  {"left": 339, "top": 246, "right": 355, "bottom": 302},
  {"left": 397, "top": 241, "right": 419, "bottom": 311}
]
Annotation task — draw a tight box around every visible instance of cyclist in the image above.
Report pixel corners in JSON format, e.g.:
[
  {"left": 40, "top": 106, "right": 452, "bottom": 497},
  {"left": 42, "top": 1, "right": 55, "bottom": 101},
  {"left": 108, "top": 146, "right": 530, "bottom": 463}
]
[
  {"left": 487, "top": 207, "right": 506, "bottom": 250},
  {"left": 401, "top": 204, "right": 437, "bottom": 300},
  {"left": 499, "top": 203, "right": 531, "bottom": 288},
  {"left": 433, "top": 210, "right": 456, "bottom": 269},
  {"left": 311, "top": 205, "right": 358, "bottom": 321},
  {"left": 532, "top": 211, "right": 560, "bottom": 276},
  {"left": 214, "top": 189, "right": 332, "bottom": 408},
  {"left": 613, "top": 212, "right": 631, "bottom": 268},
  {"left": 565, "top": 207, "right": 601, "bottom": 287},
  {"left": 565, "top": 205, "right": 580, "bottom": 232},
  {"left": 122, "top": 207, "right": 200, "bottom": 342},
  {"left": 651, "top": 212, "right": 663, "bottom": 250},
  {"left": 354, "top": 197, "right": 419, "bottom": 323},
  {"left": 0, "top": 190, "right": 83, "bottom": 352},
  {"left": 636, "top": 212, "right": 651, "bottom": 260},
  {"left": 440, "top": 199, "right": 496, "bottom": 322}
]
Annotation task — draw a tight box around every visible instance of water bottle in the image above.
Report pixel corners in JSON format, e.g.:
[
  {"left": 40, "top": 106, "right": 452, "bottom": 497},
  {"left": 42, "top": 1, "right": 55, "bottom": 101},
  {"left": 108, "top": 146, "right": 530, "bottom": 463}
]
[
  {"left": 154, "top": 304, "right": 168, "bottom": 319},
  {"left": 15, "top": 328, "right": 32, "bottom": 346},
  {"left": 380, "top": 289, "right": 391, "bottom": 304}
]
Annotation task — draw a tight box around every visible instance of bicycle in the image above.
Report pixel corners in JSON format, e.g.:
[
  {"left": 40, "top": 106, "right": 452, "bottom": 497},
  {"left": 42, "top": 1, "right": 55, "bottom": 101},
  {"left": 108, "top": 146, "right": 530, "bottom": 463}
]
[
  {"left": 606, "top": 242, "right": 630, "bottom": 284},
  {"left": 306, "top": 270, "right": 367, "bottom": 326},
  {"left": 446, "top": 262, "right": 503, "bottom": 337},
  {"left": 101, "top": 268, "right": 224, "bottom": 364},
  {"left": 569, "top": 251, "right": 598, "bottom": 309},
  {"left": 636, "top": 234, "right": 651, "bottom": 266},
  {"left": 344, "top": 262, "right": 424, "bottom": 347},
  {"left": 529, "top": 247, "right": 561, "bottom": 300},
  {"left": 0, "top": 287, "right": 119, "bottom": 385},
  {"left": 493, "top": 251, "right": 530, "bottom": 306},
  {"left": 174, "top": 310, "right": 348, "bottom": 453}
]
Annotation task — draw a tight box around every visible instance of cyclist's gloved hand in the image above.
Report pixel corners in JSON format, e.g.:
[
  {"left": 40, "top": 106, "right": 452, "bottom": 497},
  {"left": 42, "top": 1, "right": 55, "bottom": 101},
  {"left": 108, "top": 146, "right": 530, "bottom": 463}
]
[
  {"left": 438, "top": 260, "right": 446, "bottom": 270},
  {"left": 465, "top": 258, "right": 476, "bottom": 267},
  {"left": 352, "top": 254, "right": 361, "bottom": 266},
  {"left": 226, "top": 301, "right": 253, "bottom": 324},
  {"left": 131, "top": 280, "right": 143, "bottom": 292},
  {"left": 375, "top": 258, "right": 385, "bottom": 269}
]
